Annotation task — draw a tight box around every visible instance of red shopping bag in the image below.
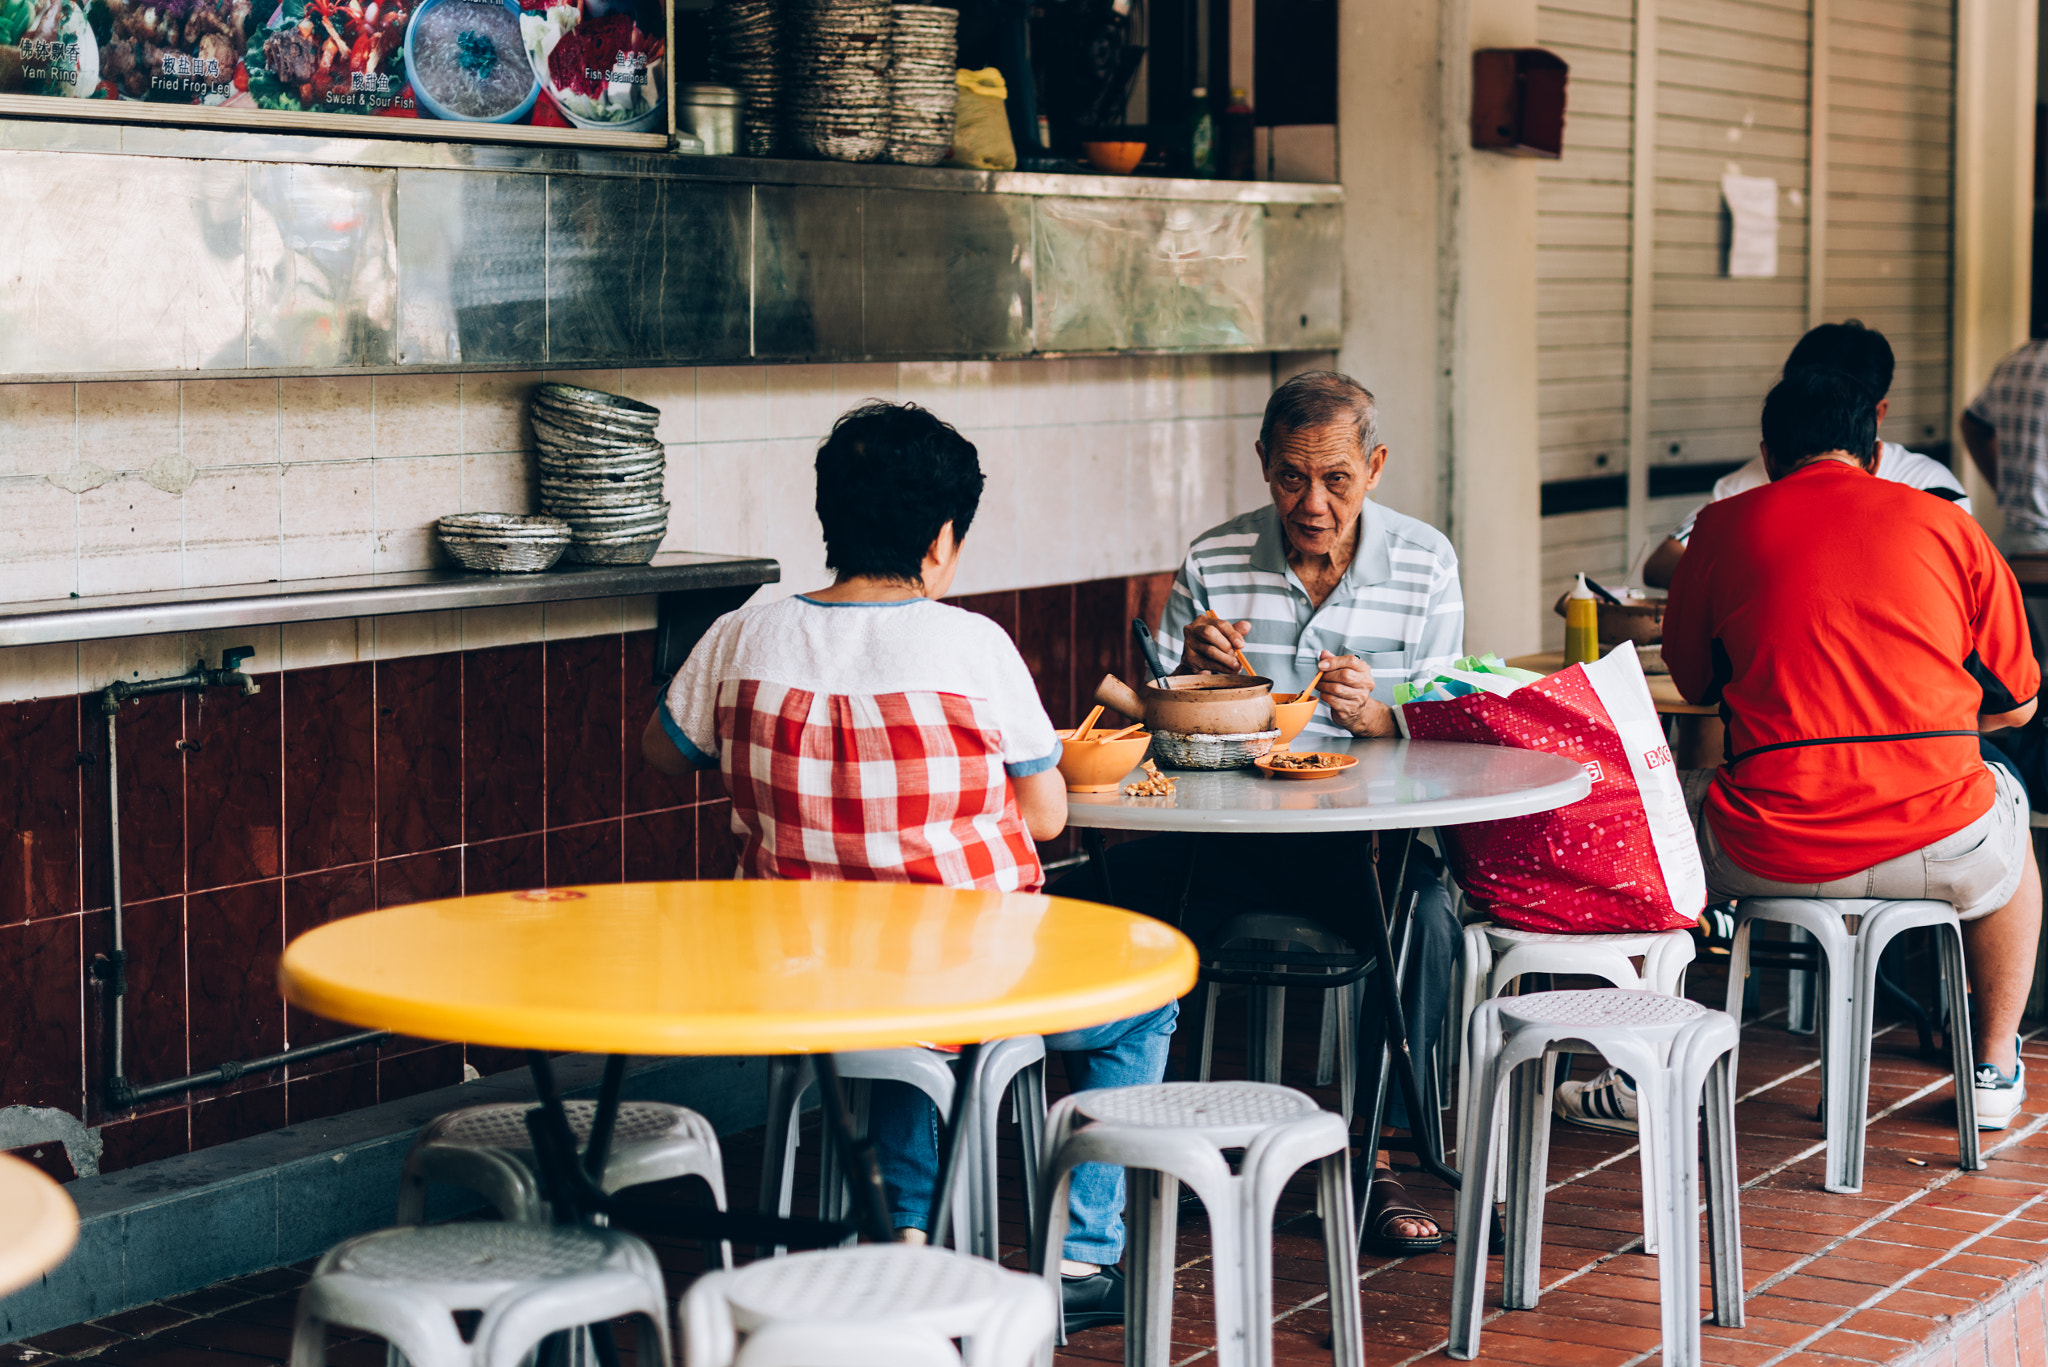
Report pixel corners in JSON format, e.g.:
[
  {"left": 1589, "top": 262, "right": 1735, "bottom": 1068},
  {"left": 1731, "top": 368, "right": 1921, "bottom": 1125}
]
[{"left": 1396, "top": 643, "right": 1705, "bottom": 933}]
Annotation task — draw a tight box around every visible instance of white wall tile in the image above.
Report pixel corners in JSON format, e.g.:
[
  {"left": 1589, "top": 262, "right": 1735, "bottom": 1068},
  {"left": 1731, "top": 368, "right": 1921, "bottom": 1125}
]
[
  {"left": 546, "top": 368, "right": 625, "bottom": 395},
  {"left": 80, "top": 632, "right": 193, "bottom": 693},
  {"left": 0, "top": 642, "right": 79, "bottom": 702},
  {"left": 183, "top": 466, "right": 282, "bottom": 589},
  {"left": 764, "top": 364, "right": 839, "bottom": 442},
  {"left": 187, "top": 624, "right": 283, "bottom": 679},
  {"left": 1224, "top": 354, "right": 1275, "bottom": 417},
  {"left": 1010, "top": 359, "right": 1068, "bottom": 428},
  {"left": 1178, "top": 356, "right": 1226, "bottom": 418},
  {"left": 1069, "top": 357, "right": 1133, "bottom": 425},
  {"left": 695, "top": 439, "right": 767, "bottom": 559},
  {"left": 374, "top": 454, "right": 461, "bottom": 571},
  {"left": 374, "top": 609, "right": 462, "bottom": 661},
  {"left": 461, "top": 450, "right": 534, "bottom": 515},
  {"left": 1181, "top": 418, "right": 1232, "bottom": 550},
  {"left": 1226, "top": 415, "right": 1267, "bottom": 518},
  {"left": 621, "top": 594, "right": 659, "bottom": 634},
  {"left": 697, "top": 366, "right": 767, "bottom": 444},
  {"left": 655, "top": 444, "right": 699, "bottom": 553},
  {"left": 280, "top": 460, "right": 374, "bottom": 579},
  {"left": 621, "top": 368, "right": 697, "bottom": 444},
  {"left": 834, "top": 364, "right": 897, "bottom": 409},
  {"left": 79, "top": 380, "right": 178, "bottom": 473},
  {"left": 1014, "top": 425, "right": 1074, "bottom": 588},
  {"left": 0, "top": 383, "right": 76, "bottom": 479},
  {"left": 463, "top": 373, "right": 539, "bottom": 453},
  {"left": 282, "top": 619, "right": 369, "bottom": 671},
  {"left": 1070, "top": 424, "right": 1128, "bottom": 582},
  {"left": 757, "top": 437, "right": 827, "bottom": 596},
  {"left": 281, "top": 377, "right": 374, "bottom": 466},
  {"left": 373, "top": 374, "right": 464, "bottom": 459},
  {"left": 897, "top": 361, "right": 960, "bottom": 417},
  {"left": 950, "top": 427, "right": 1018, "bottom": 597},
  {"left": 1130, "top": 356, "right": 1178, "bottom": 422},
  {"left": 953, "top": 362, "right": 1017, "bottom": 432},
  {"left": 543, "top": 598, "right": 624, "bottom": 640},
  {"left": 78, "top": 477, "right": 182, "bottom": 596},
  {"left": 1128, "top": 421, "right": 1182, "bottom": 576},
  {"left": 462, "top": 603, "right": 544, "bottom": 651},
  {"left": 0, "top": 478, "right": 76, "bottom": 599},
  {"left": 182, "top": 379, "right": 280, "bottom": 469}
]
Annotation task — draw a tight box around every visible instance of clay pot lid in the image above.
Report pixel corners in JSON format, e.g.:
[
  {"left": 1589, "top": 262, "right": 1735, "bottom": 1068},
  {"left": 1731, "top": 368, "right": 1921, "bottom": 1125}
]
[{"left": 1144, "top": 673, "right": 1273, "bottom": 700}]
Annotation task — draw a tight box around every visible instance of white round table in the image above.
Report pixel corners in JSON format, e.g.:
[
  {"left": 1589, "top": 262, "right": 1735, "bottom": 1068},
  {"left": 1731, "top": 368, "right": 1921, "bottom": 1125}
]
[
  {"left": 0, "top": 1152, "right": 77, "bottom": 1300},
  {"left": 1065, "top": 737, "right": 1590, "bottom": 834},
  {"left": 1061, "top": 736, "right": 1591, "bottom": 1218}
]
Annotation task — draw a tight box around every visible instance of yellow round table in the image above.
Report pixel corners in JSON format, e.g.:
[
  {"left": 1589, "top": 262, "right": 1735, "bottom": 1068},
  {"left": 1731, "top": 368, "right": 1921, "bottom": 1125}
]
[
  {"left": 0, "top": 1152, "right": 77, "bottom": 1300},
  {"left": 280, "top": 881, "right": 1197, "bottom": 1055},
  {"left": 280, "top": 880, "right": 1197, "bottom": 1248}
]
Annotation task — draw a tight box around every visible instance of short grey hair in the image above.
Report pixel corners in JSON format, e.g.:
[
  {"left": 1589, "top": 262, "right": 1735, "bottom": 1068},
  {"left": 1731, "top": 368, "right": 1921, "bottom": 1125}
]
[{"left": 1258, "top": 370, "right": 1380, "bottom": 457}]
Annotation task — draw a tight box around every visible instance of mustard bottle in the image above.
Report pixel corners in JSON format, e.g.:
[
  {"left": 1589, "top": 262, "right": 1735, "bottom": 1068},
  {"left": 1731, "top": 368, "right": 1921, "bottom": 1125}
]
[{"left": 1564, "top": 573, "right": 1601, "bottom": 666}]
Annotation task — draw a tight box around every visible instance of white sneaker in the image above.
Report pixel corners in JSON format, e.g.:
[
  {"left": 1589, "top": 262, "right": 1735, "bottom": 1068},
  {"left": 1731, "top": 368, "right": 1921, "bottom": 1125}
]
[
  {"left": 1554, "top": 1067, "right": 1639, "bottom": 1134},
  {"left": 1974, "top": 1054, "right": 2027, "bottom": 1131}
]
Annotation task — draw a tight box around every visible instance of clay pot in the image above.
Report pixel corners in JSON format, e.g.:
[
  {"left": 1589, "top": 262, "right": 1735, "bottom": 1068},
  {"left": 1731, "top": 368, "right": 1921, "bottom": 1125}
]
[{"left": 1095, "top": 672, "right": 1276, "bottom": 736}]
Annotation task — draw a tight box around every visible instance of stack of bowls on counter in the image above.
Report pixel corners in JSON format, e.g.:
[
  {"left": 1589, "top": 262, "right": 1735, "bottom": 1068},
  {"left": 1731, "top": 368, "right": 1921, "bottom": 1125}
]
[
  {"left": 784, "top": 0, "right": 892, "bottom": 161},
  {"left": 531, "top": 384, "right": 670, "bottom": 565},
  {"left": 883, "top": 4, "right": 957, "bottom": 165},
  {"left": 714, "top": 0, "right": 782, "bottom": 156}
]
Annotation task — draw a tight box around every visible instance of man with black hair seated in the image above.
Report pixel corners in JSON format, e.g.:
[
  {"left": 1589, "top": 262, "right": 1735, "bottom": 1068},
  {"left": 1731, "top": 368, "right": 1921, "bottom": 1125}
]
[
  {"left": 1643, "top": 320, "right": 1969, "bottom": 589},
  {"left": 1632, "top": 367, "right": 2041, "bottom": 1134}
]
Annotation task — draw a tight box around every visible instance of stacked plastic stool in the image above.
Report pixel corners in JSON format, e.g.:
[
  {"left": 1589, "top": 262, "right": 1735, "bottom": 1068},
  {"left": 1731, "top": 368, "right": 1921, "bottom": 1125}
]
[
  {"left": 395, "top": 1100, "right": 729, "bottom": 1240},
  {"left": 1450, "top": 990, "right": 1743, "bottom": 1367},
  {"left": 680, "top": 1243, "right": 1056, "bottom": 1367},
  {"left": 1725, "top": 898, "right": 1982, "bottom": 1193},
  {"left": 290, "top": 1224, "right": 670, "bottom": 1367},
  {"left": 759, "top": 1038, "right": 1046, "bottom": 1258},
  {"left": 1192, "top": 913, "right": 1371, "bottom": 1125},
  {"left": 1037, "top": 1081, "right": 1361, "bottom": 1367}
]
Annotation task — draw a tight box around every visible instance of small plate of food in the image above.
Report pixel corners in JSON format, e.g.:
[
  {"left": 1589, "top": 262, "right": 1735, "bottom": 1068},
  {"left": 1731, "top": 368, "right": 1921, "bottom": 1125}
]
[{"left": 1253, "top": 751, "right": 1359, "bottom": 780}]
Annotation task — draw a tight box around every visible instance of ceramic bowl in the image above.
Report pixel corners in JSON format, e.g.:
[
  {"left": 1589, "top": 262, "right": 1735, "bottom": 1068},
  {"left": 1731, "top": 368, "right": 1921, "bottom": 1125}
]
[
  {"left": 1082, "top": 140, "right": 1146, "bottom": 174},
  {"left": 1271, "top": 697, "right": 1317, "bottom": 744},
  {"left": 1054, "top": 730, "right": 1152, "bottom": 793}
]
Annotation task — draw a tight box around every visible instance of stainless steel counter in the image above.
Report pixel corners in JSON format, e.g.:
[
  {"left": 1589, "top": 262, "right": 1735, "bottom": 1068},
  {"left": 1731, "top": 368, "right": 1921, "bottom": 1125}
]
[
  {"left": 0, "top": 551, "right": 780, "bottom": 675},
  {"left": 0, "top": 119, "right": 1343, "bottom": 380}
]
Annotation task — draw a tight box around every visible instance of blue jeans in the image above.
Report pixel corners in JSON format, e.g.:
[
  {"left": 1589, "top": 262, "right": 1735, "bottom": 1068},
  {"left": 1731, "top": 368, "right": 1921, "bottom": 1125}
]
[{"left": 870, "top": 1000, "right": 1179, "bottom": 1264}]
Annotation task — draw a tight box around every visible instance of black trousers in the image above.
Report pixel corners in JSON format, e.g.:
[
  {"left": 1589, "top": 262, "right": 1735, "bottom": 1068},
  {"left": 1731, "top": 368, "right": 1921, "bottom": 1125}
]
[{"left": 1047, "top": 831, "right": 1459, "bottom": 1131}]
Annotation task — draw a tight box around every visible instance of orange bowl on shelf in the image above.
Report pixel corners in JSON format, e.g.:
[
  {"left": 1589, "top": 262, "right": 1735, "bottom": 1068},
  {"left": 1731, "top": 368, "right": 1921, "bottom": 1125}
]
[
  {"left": 1082, "top": 140, "right": 1147, "bottom": 174},
  {"left": 1054, "top": 729, "right": 1152, "bottom": 793},
  {"left": 1271, "top": 697, "right": 1317, "bottom": 744}
]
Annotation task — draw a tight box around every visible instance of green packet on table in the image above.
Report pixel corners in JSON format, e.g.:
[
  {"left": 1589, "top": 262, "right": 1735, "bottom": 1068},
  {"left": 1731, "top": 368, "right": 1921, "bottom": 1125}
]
[{"left": 1393, "top": 653, "right": 1547, "bottom": 706}]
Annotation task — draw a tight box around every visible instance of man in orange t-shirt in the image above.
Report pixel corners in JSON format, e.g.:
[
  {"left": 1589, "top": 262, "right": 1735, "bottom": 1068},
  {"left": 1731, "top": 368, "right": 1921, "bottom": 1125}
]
[{"left": 1664, "top": 366, "right": 2041, "bottom": 1130}]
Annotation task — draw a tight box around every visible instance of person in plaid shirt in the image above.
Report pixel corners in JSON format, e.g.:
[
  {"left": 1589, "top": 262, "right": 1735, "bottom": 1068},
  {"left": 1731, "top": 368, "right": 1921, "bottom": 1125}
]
[{"left": 642, "top": 401, "right": 1176, "bottom": 1332}]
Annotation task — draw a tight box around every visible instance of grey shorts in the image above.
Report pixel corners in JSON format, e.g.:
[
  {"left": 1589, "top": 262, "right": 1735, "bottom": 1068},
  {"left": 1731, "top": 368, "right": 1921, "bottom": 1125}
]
[{"left": 1682, "top": 761, "right": 2029, "bottom": 921}]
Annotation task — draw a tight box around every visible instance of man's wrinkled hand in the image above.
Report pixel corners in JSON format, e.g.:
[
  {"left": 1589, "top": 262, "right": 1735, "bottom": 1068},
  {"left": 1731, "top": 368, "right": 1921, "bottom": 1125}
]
[
  {"left": 1181, "top": 614, "right": 1252, "bottom": 675},
  {"left": 1316, "top": 651, "right": 1395, "bottom": 737}
]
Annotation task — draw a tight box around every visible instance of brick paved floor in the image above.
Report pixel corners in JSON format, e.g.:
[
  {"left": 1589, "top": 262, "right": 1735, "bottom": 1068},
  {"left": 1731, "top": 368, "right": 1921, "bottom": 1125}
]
[{"left": 8, "top": 962, "right": 2047, "bottom": 1367}]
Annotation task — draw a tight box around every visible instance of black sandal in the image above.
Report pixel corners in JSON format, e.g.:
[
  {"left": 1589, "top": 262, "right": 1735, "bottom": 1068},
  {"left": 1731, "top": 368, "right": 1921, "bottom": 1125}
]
[{"left": 1362, "top": 1168, "right": 1445, "bottom": 1257}]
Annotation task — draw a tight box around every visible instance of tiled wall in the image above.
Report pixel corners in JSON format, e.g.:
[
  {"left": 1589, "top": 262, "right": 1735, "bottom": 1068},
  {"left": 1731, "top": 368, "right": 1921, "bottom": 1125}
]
[
  {"left": 0, "top": 352, "right": 1279, "bottom": 1176},
  {"left": 0, "top": 573, "right": 1173, "bottom": 1175}
]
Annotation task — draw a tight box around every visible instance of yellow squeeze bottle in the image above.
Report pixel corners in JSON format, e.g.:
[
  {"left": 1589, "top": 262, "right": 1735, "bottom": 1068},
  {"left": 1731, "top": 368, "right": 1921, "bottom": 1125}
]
[{"left": 1564, "top": 573, "right": 1601, "bottom": 666}]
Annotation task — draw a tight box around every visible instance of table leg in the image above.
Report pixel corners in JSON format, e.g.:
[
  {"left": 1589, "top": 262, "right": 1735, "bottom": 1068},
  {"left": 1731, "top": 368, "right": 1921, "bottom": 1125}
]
[
  {"left": 1084, "top": 828, "right": 1114, "bottom": 902},
  {"left": 583, "top": 1053, "right": 628, "bottom": 1180},
  {"left": 813, "top": 1054, "right": 900, "bottom": 1243},
  {"left": 1352, "top": 833, "right": 1459, "bottom": 1192},
  {"left": 926, "top": 1043, "right": 983, "bottom": 1249}
]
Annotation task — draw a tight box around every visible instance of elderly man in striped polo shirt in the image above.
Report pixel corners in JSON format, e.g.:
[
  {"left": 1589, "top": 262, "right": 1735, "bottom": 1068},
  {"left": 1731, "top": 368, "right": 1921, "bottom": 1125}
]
[
  {"left": 1158, "top": 370, "right": 1464, "bottom": 737},
  {"left": 1054, "top": 370, "right": 1464, "bottom": 1256}
]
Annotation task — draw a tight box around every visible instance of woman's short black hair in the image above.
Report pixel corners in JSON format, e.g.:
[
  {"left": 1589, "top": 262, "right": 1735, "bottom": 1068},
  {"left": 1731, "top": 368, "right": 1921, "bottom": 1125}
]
[
  {"left": 815, "top": 402, "right": 985, "bottom": 584},
  {"left": 1784, "top": 319, "right": 1894, "bottom": 402},
  {"left": 1760, "top": 367, "right": 1879, "bottom": 473}
]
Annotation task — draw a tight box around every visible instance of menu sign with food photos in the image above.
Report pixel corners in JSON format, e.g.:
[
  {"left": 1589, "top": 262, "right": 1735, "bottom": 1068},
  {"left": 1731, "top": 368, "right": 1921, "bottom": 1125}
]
[{"left": 0, "top": 0, "right": 667, "bottom": 140}]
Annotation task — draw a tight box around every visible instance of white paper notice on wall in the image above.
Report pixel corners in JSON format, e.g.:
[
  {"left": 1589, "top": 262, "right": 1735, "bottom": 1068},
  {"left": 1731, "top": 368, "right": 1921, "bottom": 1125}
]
[{"left": 1720, "top": 173, "right": 1780, "bottom": 278}]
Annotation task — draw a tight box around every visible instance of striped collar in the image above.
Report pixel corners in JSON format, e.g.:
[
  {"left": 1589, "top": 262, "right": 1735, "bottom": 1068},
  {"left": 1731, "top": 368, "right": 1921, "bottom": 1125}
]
[{"left": 1246, "top": 499, "right": 1395, "bottom": 593}]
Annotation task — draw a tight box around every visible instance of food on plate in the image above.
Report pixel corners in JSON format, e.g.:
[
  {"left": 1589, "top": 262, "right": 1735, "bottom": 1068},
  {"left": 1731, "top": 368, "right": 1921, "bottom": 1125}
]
[
  {"left": 519, "top": 0, "right": 661, "bottom": 129},
  {"left": 1265, "top": 752, "right": 1343, "bottom": 771},
  {"left": 244, "top": 0, "right": 411, "bottom": 111},
  {"left": 408, "top": 0, "right": 533, "bottom": 119},
  {"left": 0, "top": 0, "right": 98, "bottom": 96},
  {"left": 98, "top": 0, "right": 255, "bottom": 99},
  {"left": 1123, "top": 760, "right": 1177, "bottom": 798}
]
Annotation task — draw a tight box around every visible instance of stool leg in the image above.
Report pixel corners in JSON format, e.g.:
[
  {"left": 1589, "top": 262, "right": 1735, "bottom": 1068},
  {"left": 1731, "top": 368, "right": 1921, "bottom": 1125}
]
[
  {"left": 1316, "top": 1153, "right": 1364, "bottom": 1367},
  {"left": 1198, "top": 984, "right": 1220, "bottom": 1083},
  {"left": 759, "top": 1057, "right": 809, "bottom": 1224},
  {"left": 1449, "top": 1038, "right": 1507, "bottom": 1359},
  {"left": 1831, "top": 940, "right": 1875, "bottom": 1194},
  {"left": 1336, "top": 981, "right": 1359, "bottom": 1128},
  {"left": 1503, "top": 1056, "right": 1550, "bottom": 1311},
  {"left": 1316, "top": 990, "right": 1339, "bottom": 1088},
  {"left": 1124, "top": 1169, "right": 1181, "bottom": 1367},
  {"left": 1786, "top": 925, "right": 1819, "bottom": 1035},
  {"left": 1702, "top": 1051, "right": 1745, "bottom": 1328},
  {"left": 1938, "top": 923, "right": 1985, "bottom": 1169},
  {"left": 289, "top": 1310, "right": 327, "bottom": 1367},
  {"left": 1250, "top": 987, "right": 1286, "bottom": 1084},
  {"left": 1016, "top": 1063, "right": 1048, "bottom": 1270},
  {"left": 1644, "top": 1073, "right": 1703, "bottom": 1367}
]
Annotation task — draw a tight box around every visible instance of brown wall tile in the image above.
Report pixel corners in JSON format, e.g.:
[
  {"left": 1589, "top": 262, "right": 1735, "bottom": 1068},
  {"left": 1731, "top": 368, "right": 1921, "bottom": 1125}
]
[
  {"left": 286, "top": 1058, "right": 378, "bottom": 1124},
  {"left": 96, "top": 1107, "right": 189, "bottom": 1174},
  {"left": 624, "top": 631, "right": 696, "bottom": 814},
  {"left": 376, "top": 848, "right": 462, "bottom": 908},
  {"left": 624, "top": 806, "right": 696, "bottom": 882},
  {"left": 84, "top": 693, "right": 184, "bottom": 910},
  {"left": 376, "top": 654, "right": 463, "bottom": 857},
  {"left": 697, "top": 801, "right": 739, "bottom": 879},
  {"left": 1015, "top": 584, "right": 1076, "bottom": 726},
  {"left": 545, "top": 635, "right": 624, "bottom": 828},
  {"left": 284, "top": 665, "right": 376, "bottom": 874},
  {"left": 545, "top": 819, "right": 622, "bottom": 887},
  {"left": 190, "top": 1083, "right": 287, "bottom": 1151},
  {"left": 0, "top": 915, "right": 81, "bottom": 1110},
  {"left": 0, "top": 696, "right": 80, "bottom": 923},
  {"left": 464, "top": 645, "right": 544, "bottom": 843},
  {"left": 85, "top": 896, "right": 187, "bottom": 1098},
  {"left": 283, "top": 865, "right": 375, "bottom": 1047},
  {"left": 465, "top": 833, "right": 545, "bottom": 895},
  {"left": 379, "top": 1041, "right": 463, "bottom": 1101},
  {"left": 187, "top": 881, "right": 285, "bottom": 1068},
  {"left": 185, "top": 687, "right": 283, "bottom": 893},
  {"left": 949, "top": 591, "right": 1020, "bottom": 641}
]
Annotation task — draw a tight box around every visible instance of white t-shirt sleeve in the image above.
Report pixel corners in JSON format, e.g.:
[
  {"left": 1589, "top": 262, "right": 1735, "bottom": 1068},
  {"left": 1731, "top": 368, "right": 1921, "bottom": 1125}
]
[
  {"left": 1878, "top": 441, "right": 1971, "bottom": 512},
  {"left": 1674, "top": 458, "right": 1769, "bottom": 543},
  {"left": 971, "top": 618, "right": 1063, "bottom": 776},
  {"left": 660, "top": 613, "right": 736, "bottom": 767}
]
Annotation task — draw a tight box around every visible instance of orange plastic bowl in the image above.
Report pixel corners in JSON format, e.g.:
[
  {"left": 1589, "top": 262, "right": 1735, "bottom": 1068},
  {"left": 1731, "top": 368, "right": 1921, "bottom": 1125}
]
[
  {"left": 1271, "top": 697, "right": 1317, "bottom": 745},
  {"left": 1082, "top": 140, "right": 1146, "bottom": 175},
  {"left": 1055, "top": 730, "right": 1152, "bottom": 792}
]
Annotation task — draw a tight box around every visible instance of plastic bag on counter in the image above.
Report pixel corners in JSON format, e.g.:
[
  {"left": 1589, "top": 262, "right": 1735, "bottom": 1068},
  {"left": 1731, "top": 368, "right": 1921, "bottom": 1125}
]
[
  {"left": 1395, "top": 642, "right": 1705, "bottom": 935},
  {"left": 946, "top": 67, "right": 1015, "bottom": 170}
]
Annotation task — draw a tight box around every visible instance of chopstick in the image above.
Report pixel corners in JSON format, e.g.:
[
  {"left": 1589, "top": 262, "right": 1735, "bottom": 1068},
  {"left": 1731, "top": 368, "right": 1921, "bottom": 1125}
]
[
  {"left": 1204, "top": 609, "right": 1257, "bottom": 677},
  {"left": 1073, "top": 704, "right": 1106, "bottom": 742},
  {"left": 1293, "top": 669, "right": 1326, "bottom": 704},
  {"left": 1095, "top": 722, "right": 1146, "bottom": 743}
]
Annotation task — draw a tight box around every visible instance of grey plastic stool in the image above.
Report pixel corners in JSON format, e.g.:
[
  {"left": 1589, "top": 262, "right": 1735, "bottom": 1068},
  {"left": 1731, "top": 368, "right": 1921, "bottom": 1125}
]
[
  {"left": 680, "top": 1244, "right": 1056, "bottom": 1367},
  {"left": 1194, "top": 913, "right": 1368, "bottom": 1124},
  {"left": 290, "top": 1224, "right": 670, "bottom": 1367},
  {"left": 396, "top": 1101, "right": 729, "bottom": 1249},
  {"left": 759, "top": 1039, "right": 1047, "bottom": 1258},
  {"left": 1726, "top": 897, "right": 1982, "bottom": 1193},
  {"left": 1451, "top": 990, "right": 1742, "bottom": 1367},
  {"left": 1037, "top": 1081, "right": 1361, "bottom": 1367}
]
